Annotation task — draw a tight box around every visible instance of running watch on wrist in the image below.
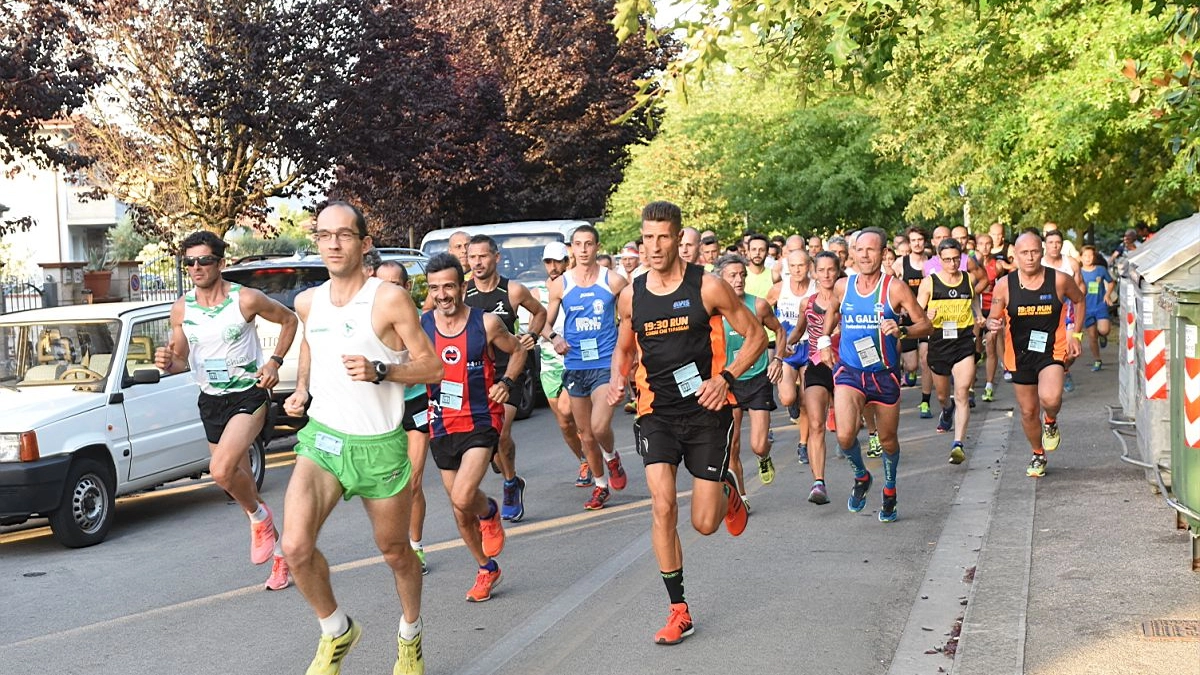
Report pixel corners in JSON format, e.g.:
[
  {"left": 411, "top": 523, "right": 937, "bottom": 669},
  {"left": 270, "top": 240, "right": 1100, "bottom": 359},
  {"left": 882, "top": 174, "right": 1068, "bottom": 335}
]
[
  {"left": 269, "top": 354, "right": 284, "bottom": 367},
  {"left": 372, "top": 360, "right": 388, "bottom": 384},
  {"left": 500, "top": 376, "right": 516, "bottom": 390},
  {"left": 720, "top": 369, "right": 737, "bottom": 386}
]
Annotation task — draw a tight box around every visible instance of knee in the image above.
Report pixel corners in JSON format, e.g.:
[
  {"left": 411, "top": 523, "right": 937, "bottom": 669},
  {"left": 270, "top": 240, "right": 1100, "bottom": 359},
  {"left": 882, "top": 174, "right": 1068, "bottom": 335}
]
[
  {"left": 651, "top": 499, "right": 678, "bottom": 528},
  {"left": 282, "top": 533, "right": 314, "bottom": 568},
  {"left": 208, "top": 459, "right": 237, "bottom": 488},
  {"left": 450, "top": 492, "right": 478, "bottom": 515},
  {"left": 381, "top": 543, "right": 419, "bottom": 574},
  {"left": 692, "top": 513, "right": 720, "bottom": 536}
]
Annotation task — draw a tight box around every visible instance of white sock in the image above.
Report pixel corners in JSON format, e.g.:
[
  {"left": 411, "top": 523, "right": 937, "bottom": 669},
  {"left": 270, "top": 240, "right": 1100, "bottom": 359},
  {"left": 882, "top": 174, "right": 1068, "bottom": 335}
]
[
  {"left": 410, "top": 539, "right": 423, "bottom": 551},
  {"left": 399, "top": 616, "right": 422, "bottom": 641},
  {"left": 601, "top": 448, "right": 616, "bottom": 462},
  {"left": 986, "top": 381, "right": 994, "bottom": 389},
  {"left": 595, "top": 475, "right": 608, "bottom": 489},
  {"left": 273, "top": 541, "right": 283, "bottom": 558},
  {"left": 248, "top": 503, "right": 268, "bottom": 523},
  {"left": 319, "top": 607, "right": 350, "bottom": 637}
]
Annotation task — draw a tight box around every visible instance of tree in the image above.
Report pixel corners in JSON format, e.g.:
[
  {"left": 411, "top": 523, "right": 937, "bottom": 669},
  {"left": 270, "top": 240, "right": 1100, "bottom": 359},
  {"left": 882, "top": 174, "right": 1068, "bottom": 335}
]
[{"left": 70, "top": 0, "right": 399, "bottom": 242}]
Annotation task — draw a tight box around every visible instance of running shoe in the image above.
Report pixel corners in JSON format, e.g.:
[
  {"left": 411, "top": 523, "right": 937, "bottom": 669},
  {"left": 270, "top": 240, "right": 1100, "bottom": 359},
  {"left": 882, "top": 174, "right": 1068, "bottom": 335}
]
[
  {"left": 624, "top": 400, "right": 636, "bottom": 414},
  {"left": 767, "top": 429, "right": 776, "bottom": 445},
  {"left": 902, "top": 371, "right": 918, "bottom": 387},
  {"left": 607, "top": 452, "right": 628, "bottom": 491},
  {"left": 741, "top": 495, "right": 752, "bottom": 514},
  {"left": 918, "top": 401, "right": 932, "bottom": 419},
  {"left": 1063, "top": 372, "right": 1075, "bottom": 393},
  {"left": 878, "top": 493, "right": 898, "bottom": 523},
  {"left": 306, "top": 618, "right": 362, "bottom": 675},
  {"left": 1099, "top": 335, "right": 1108, "bottom": 349},
  {"left": 394, "top": 632, "right": 424, "bottom": 675},
  {"left": 575, "top": 461, "right": 593, "bottom": 488},
  {"left": 826, "top": 407, "right": 836, "bottom": 431},
  {"left": 654, "top": 602, "right": 694, "bottom": 645},
  {"left": 808, "top": 482, "right": 829, "bottom": 505},
  {"left": 1042, "top": 420, "right": 1061, "bottom": 452},
  {"left": 1003, "top": 370, "right": 1013, "bottom": 382},
  {"left": 1091, "top": 360, "right": 1102, "bottom": 372},
  {"left": 757, "top": 456, "right": 775, "bottom": 485},
  {"left": 949, "top": 441, "right": 965, "bottom": 465},
  {"left": 848, "top": 472, "right": 873, "bottom": 513},
  {"left": 414, "top": 548, "right": 429, "bottom": 576},
  {"left": 479, "top": 498, "right": 505, "bottom": 558},
  {"left": 866, "top": 433, "right": 882, "bottom": 458},
  {"left": 797, "top": 442, "right": 809, "bottom": 465},
  {"left": 981, "top": 386, "right": 995, "bottom": 403},
  {"left": 500, "top": 476, "right": 525, "bottom": 522},
  {"left": 722, "top": 470, "right": 748, "bottom": 536},
  {"left": 936, "top": 402, "right": 955, "bottom": 433},
  {"left": 1027, "top": 454, "right": 1047, "bottom": 478},
  {"left": 968, "top": 389, "right": 976, "bottom": 409},
  {"left": 787, "top": 403, "right": 800, "bottom": 422},
  {"left": 265, "top": 554, "right": 291, "bottom": 591},
  {"left": 250, "top": 504, "right": 277, "bottom": 566},
  {"left": 466, "top": 565, "right": 502, "bottom": 602},
  {"left": 584, "top": 485, "right": 611, "bottom": 510}
]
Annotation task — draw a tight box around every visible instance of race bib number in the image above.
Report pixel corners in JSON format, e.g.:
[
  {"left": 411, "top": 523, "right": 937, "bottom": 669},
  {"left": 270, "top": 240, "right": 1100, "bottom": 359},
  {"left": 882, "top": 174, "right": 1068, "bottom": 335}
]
[
  {"left": 853, "top": 336, "right": 881, "bottom": 368},
  {"left": 203, "top": 358, "right": 231, "bottom": 383},
  {"left": 1087, "top": 280, "right": 1100, "bottom": 295},
  {"left": 672, "top": 362, "right": 702, "bottom": 397},
  {"left": 942, "top": 321, "right": 958, "bottom": 340},
  {"left": 439, "top": 380, "right": 464, "bottom": 410},
  {"left": 580, "top": 337, "right": 599, "bottom": 362},
  {"left": 313, "top": 432, "right": 344, "bottom": 456},
  {"left": 412, "top": 409, "right": 429, "bottom": 427},
  {"left": 1028, "top": 330, "right": 1049, "bottom": 354}
]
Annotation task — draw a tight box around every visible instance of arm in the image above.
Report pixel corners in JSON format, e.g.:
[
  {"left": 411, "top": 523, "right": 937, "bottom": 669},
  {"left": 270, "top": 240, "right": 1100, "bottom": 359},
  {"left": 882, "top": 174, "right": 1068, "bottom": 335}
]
[
  {"left": 819, "top": 279, "right": 845, "bottom": 367},
  {"left": 890, "top": 279, "right": 932, "bottom": 340},
  {"left": 985, "top": 275, "right": 1009, "bottom": 335},
  {"left": 543, "top": 276, "right": 568, "bottom": 355},
  {"left": 241, "top": 288, "right": 298, "bottom": 390},
  {"left": 282, "top": 290, "right": 314, "bottom": 416},
  {"left": 485, "top": 313, "right": 527, "bottom": 404},
  {"left": 697, "top": 275, "right": 766, "bottom": 411},
  {"left": 606, "top": 286, "right": 636, "bottom": 406},
  {"left": 154, "top": 298, "right": 191, "bottom": 374},
  {"left": 788, "top": 308, "right": 809, "bottom": 349},
  {"left": 512, "top": 282, "right": 547, "bottom": 350}
]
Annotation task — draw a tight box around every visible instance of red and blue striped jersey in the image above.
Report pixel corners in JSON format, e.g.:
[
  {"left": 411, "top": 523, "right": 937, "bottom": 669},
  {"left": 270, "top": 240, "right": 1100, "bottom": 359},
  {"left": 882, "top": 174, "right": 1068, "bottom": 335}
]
[{"left": 421, "top": 307, "right": 503, "bottom": 438}]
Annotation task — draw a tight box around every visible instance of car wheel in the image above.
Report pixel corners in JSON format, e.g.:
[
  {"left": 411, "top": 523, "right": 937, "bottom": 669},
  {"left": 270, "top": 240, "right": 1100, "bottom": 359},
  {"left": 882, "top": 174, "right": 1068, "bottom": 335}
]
[
  {"left": 48, "top": 458, "right": 115, "bottom": 548},
  {"left": 249, "top": 437, "right": 267, "bottom": 491},
  {"left": 515, "top": 351, "right": 539, "bottom": 420}
]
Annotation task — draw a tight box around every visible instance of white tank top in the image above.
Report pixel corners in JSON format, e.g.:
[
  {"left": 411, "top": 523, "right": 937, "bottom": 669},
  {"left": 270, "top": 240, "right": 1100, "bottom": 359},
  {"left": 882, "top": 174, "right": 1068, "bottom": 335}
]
[
  {"left": 776, "top": 277, "right": 816, "bottom": 328},
  {"left": 183, "top": 284, "right": 263, "bottom": 396},
  {"left": 305, "top": 277, "right": 408, "bottom": 435}
]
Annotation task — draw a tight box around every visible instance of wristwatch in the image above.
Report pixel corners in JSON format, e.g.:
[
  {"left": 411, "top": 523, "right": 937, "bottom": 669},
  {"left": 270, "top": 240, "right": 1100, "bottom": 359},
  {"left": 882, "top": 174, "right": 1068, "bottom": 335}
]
[
  {"left": 269, "top": 354, "right": 284, "bottom": 367},
  {"left": 372, "top": 360, "right": 388, "bottom": 384},
  {"left": 720, "top": 369, "right": 737, "bottom": 386},
  {"left": 500, "top": 376, "right": 517, "bottom": 390},
  {"left": 898, "top": 326, "right": 909, "bottom": 341}
]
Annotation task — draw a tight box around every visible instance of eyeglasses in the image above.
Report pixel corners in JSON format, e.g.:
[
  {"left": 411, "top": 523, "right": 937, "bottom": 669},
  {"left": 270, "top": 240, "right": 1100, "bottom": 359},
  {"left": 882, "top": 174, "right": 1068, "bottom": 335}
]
[
  {"left": 312, "top": 230, "right": 362, "bottom": 244},
  {"left": 182, "top": 255, "right": 220, "bottom": 267},
  {"left": 940, "top": 256, "right": 961, "bottom": 264}
]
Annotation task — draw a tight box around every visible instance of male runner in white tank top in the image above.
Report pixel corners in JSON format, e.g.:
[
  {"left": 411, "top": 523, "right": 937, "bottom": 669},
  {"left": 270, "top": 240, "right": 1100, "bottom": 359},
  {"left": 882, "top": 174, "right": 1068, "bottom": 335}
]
[{"left": 281, "top": 202, "right": 443, "bottom": 675}]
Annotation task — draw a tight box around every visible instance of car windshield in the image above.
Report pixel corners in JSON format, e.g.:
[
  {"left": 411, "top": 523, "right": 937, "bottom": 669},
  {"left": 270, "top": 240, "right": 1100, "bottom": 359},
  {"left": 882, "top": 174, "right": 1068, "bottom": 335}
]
[
  {"left": 223, "top": 266, "right": 329, "bottom": 310},
  {"left": 0, "top": 321, "right": 122, "bottom": 386},
  {"left": 425, "top": 234, "right": 563, "bottom": 284}
]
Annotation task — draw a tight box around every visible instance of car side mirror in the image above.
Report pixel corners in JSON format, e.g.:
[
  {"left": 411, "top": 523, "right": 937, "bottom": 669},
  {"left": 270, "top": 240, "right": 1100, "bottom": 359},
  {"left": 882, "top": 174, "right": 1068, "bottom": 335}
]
[{"left": 132, "top": 368, "right": 161, "bottom": 385}]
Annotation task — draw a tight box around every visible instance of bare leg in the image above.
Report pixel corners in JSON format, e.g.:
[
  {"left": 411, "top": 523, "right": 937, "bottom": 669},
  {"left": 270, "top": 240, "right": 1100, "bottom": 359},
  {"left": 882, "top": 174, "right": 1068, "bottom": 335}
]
[
  {"left": 362, "top": 487, "right": 422, "bottom": 624},
  {"left": 281, "top": 457, "right": 345, "bottom": 618}
]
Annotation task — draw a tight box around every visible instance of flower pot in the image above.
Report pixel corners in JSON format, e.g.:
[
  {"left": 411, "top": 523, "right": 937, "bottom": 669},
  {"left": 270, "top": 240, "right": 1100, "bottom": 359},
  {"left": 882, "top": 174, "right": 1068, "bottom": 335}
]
[{"left": 83, "top": 270, "right": 112, "bottom": 299}]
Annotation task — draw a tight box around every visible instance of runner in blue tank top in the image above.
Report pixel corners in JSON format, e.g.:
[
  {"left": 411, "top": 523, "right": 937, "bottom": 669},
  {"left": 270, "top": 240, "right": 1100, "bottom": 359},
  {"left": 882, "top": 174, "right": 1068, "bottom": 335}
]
[{"left": 819, "top": 227, "right": 932, "bottom": 522}]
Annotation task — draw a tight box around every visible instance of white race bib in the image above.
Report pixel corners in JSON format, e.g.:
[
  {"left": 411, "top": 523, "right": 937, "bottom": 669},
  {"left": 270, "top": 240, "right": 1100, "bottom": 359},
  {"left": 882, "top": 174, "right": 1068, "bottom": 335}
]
[
  {"left": 204, "top": 358, "right": 231, "bottom": 383},
  {"left": 1028, "top": 330, "right": 1049, "bottom": 354},
  {"left": 580, "top": 337, "right": 599, "bottom": 362},
  {"left": 942, "top": 321, "right": 958, "bottom": 340},
  {"left": 314, "top": 432, "right": 344, "bottom": 456},
  {"left": 672, "top": 362, "right": 703, "bottom": 397},
  {"left": 853, "top": 336, "right": 881, "bottom": 367},
  {"left": 439, "top": 380, "right": 464, "bottom": 410},
  {"left": 412, "top": 409, "right": 429, "bottom": 428}
]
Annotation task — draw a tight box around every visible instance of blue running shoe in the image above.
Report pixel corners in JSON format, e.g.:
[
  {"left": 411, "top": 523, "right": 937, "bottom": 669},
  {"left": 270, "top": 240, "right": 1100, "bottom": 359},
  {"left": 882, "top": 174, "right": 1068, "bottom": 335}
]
[
  {"left": 879, "top": 493, "right": 898, "bottom": 523},
  {"left": 797, "top": 442, "right": 809, "bottom": 465},
  {"left": 500, "top": 476, "right": 525, "bottom": 522},
  {"left": 1063, "top": 372, "right": 1075, "bottom": 393},
  {"left": 848, "top": 472, "right": 873, "bottom": 513},
  {"left": 936, "top": 401, "right": 954, "bottom": 433}
]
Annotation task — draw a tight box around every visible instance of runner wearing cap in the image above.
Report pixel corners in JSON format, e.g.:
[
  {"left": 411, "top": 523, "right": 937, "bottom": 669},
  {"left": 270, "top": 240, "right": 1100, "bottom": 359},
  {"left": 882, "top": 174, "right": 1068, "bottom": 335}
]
[{"left": 536, "top": 242, "right": 590, "bottom": 487}]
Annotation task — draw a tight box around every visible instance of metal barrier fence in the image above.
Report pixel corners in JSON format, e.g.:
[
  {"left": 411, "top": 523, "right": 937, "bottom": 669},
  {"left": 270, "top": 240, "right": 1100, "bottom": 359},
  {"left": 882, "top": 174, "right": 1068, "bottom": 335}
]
[
  {"left": 134, "top": 255, "right": 191, "bottom": 303},
  {"left": 0, "top": 257, "right": 191, "bottom": 315},
  {"left": 0, "top": 278, "right": 45, "bottom": 314}
]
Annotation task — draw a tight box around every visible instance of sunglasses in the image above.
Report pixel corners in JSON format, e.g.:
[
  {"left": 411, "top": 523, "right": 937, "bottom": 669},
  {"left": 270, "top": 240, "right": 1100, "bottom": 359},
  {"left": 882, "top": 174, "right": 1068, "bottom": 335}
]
[{"left": 182, "top": 255, "right": 220, "bottom": 267}]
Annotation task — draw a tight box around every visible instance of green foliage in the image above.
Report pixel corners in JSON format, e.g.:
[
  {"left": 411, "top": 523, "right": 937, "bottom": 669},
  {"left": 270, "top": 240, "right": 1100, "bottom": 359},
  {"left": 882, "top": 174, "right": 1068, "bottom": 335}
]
[
  {"left": 83, "top": 245, "right": 116, "bottom": 272},
  {"left": 104, "top": 215, "right": 150, "bottom": 261}
]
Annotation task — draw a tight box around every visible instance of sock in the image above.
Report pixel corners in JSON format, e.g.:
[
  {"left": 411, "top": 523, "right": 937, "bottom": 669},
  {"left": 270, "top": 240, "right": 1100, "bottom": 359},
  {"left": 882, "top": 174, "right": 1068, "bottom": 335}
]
[
  {"left": 594, "top": 474, "right": 608, "bottom": 489},
  {"left": 882, "top": 448, "right": 899, "bottom": 491},
  {"left": 602, "top": 449, "right": 616, "bottom": 462},
  {"left": 1044, "top": 416, "right": 1056, "bottom": 426},
  {"left": 1033, "top": 447, "right": 1045, "bottom": 456},
  {"left": 274, "top": 541, "right": 283, "bottom": 557},
  {"left": 410, "top": 539, "right": 423, "bottom": 551},
  {"left": 813, "top": 479, "right": 825, "bottom": 485},
  {"left": 985, "top": 381, "right": 993, "bottom": 389},
  {"left": 842, "top": 439, "right": 867, "bottom": 478},
  {"left": 399, "top": 616, "right": 422, "bottom": 641},
  {"left": 318, "top": 607, "right": 350, "bottom": 637},
  {"left": 248, "top": 503, "right": 268, "bottom": 523},
  {"left": 504, "top": 477, "right": 518, "bottom": 487},
  {"left": 921, "top": 393, "right": 931, "bottom": 405},
  {"left": 661, "top": 569, "right": 686, "bottom": 605},
  {"left": 480, "top": 559, "right": 499, "bottom": 573},
  {"left": 480, "top": 499, "right": 497, "bottom": 521}
]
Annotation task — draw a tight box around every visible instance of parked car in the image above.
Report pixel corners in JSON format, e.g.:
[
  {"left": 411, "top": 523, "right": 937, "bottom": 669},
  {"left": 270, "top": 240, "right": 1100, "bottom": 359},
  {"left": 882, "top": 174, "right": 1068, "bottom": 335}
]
[
  {"left": 221, "top": 249, "right": 428, "bottom": 427},
  {"left": 0, "top": 301, "right": 266, "bottom": 548}
]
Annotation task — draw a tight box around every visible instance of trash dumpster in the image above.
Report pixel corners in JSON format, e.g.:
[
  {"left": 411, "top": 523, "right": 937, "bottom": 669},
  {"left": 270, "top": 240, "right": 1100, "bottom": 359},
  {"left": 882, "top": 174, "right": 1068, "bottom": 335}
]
[
  {"left": 1164, "top": 283, "right": 1200, "bottom": 571},
  {"left": 1120, "top": 214, "right": 1200, "bottom": 489}
]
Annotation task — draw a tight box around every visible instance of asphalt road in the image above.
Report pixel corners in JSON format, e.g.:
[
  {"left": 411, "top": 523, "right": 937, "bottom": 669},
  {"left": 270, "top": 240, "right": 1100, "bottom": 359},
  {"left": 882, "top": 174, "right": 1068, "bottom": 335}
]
[{"left": 1, "top": 387, "right": 1007, "bottom": 675}]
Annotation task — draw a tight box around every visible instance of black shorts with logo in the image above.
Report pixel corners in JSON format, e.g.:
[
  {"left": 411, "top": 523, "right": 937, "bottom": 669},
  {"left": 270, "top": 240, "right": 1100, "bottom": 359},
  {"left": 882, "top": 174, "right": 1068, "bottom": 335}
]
[
  {"left": 927, "top": 336, "right": 977, "bottom": 376},
  {"left": 429, "top": 427, "right": 500, "bottom": 471},
  {"left": 1011, "top": 352, "right": 1064, "bottom": 386},
  {"left": 634, "top": 407, "right": 734, "bottom": 482},
  {"left": 729, "top": 371, "right": 777, "bottom": 411},
  {"left": 196, "top": 387, "right": 270, "bottom": 444}
]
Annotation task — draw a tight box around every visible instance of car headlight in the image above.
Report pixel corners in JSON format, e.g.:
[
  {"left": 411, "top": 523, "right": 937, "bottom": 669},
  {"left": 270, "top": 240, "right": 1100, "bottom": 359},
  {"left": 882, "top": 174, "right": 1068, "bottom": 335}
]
[{"left": 0, "top": 432, "right": 38, "bottom": 462}]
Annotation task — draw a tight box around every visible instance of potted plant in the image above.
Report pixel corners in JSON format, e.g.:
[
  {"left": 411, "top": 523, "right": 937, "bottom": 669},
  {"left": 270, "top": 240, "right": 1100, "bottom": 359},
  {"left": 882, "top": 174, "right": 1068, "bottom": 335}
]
[{"left": 83, "top": 245, "right": 117, "bottom": 299}]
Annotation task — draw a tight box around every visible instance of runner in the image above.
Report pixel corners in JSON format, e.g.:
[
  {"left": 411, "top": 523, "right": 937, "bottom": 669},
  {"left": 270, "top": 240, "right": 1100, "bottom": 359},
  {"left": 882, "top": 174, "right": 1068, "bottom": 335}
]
[
  {"left": 699, "top": 236, "right": 721, "bottom": 271},
  {"left": 679, "top": 227, "right": 701, "bottom": 265},
  {"left": 535, "top": 243, "right": 589, "bottom": 487},
  {"left": 785, "top": 250, "right": 841, "bottom": 504},
  {"left": 154, "top": 230, "right": 298, "bottom": 591},
  {"left": 766, "top": 249, "right": 814, "bottom": 463},
  {"left": 892, "top": 227, "right": 933, "bottom": 421},
  {"left": 986, "top": 232, "right": 1086, "bottom": 477},
  {"left": 607, "top": 201, "right": 763, "bottom": 645},
  {"left": 465, "top": 235, "right": 547, "bottom": 521},
  {"left": 1079, "top": 245, "right": 1116, "bottom": 371},
  {"left": 917, "top": 238, "right": 981, "bottom": 464},
  {"left": 544, "top": 225, "right": 630, "bottom": 511},
  {"left": 714, "top": 253, "right": 785, "bottom": 511},
  {"left": 376, "top": 260, "right": 433, "bottom": 575},
  {"left": 279, "top": 202, "right": 442, "bottom": 675},
  {"left": 974, "top": 233, "right": 1005, "bottom": 402},
  {"left": 1041, "top": 229, "right": 1084, "bottom": 392},
  {"left": 820, "top": 227, "right": 932, "bottom": 522}
]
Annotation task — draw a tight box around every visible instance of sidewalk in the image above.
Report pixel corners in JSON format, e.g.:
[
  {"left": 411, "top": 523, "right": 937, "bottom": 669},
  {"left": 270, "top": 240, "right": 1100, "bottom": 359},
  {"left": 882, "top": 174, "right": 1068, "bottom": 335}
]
[{"left": 955, "top": 360, "right": 1200, "bottom": 675}]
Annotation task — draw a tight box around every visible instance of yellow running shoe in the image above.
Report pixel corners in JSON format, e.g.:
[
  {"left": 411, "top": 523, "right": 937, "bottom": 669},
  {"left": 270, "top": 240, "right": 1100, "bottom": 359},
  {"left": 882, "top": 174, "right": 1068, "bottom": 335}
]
[
  {"left": 1041, "top": 420, "right": 1061, "bottom": 452},
  {"left": 394, "top": 632, "right": 424, "bottom": 675},
  {"left": 307, "top": 619, "right": 362, "bottom": 675},
  {"left": 757, "top": 456, "right": 775, "bottom": 485}
]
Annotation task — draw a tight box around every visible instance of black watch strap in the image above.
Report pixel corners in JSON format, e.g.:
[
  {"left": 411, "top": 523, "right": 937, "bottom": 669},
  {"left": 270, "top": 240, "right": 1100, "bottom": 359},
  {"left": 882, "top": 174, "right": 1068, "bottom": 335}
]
[
  {"left": 720, "top": 369, "right": 737, "bottom": 386},
  {"left": 372, "top": 360, "right": 388, "bottom": 384},
  {"left": 269, "top": 354, "right": 284, "bottom": 367},
  {"left": 500, "top": 376, "right": 516, "bottom": 389}
]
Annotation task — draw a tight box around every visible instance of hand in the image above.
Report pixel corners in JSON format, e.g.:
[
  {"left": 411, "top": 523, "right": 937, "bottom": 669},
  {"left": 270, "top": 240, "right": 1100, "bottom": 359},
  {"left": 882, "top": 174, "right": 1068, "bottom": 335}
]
[
  {"left": 154, "top": 346, "right": 174, "bottom": 371},
  {"left": 488, "top": 382, "right": 511, "bottom": 404},
  {"left": 606, "top": 379, "right": 625, "bottom": 407},
  {"left": 879, "top": 318, "right": 901, "bottom": 338},
  {"left": 1066, "top": 334, "right": 1083, "bottom": 360},
  {"left": 766, "top": 357, "right": 783, "bottom": 384},
  {"left": 342, "top": 354, "right": 373, "bottom": 382},
  {"left": 283, "top": 389, "right": 309, "bottom": 417},
  {"left": 820, "top": 346, "right": 835, "bottom": 368},
  {"left": 552, "top": 335, "right": 569, "bottom": 356},
  {"left": 696, "top": 376, "right": 730, "bottom": 411},
  {"left": 255, "top": 362, "right": 279, "bottom": 390},
  {"left": 985, "top": 317, "right": 1004, "bottom": 334},
  {"left": 518, "top": 333, "right": 537, "bottom": 351},
  {"left": 926, "top": 308, "right": 938, "bottom": 323}
]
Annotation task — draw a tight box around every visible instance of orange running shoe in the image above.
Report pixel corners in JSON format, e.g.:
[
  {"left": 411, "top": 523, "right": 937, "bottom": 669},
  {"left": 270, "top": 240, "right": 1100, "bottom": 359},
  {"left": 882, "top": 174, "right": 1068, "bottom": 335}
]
[
  {"left": 265, "top": 554, "right": 291, "bottom": 591},
  {"left": 250, "top": 503, "right": 277, "bottom": 565},
  {"left": 466, "top": 565, "right": 502, "bottom": 602},
  {"left": 826, "top": 407, "right": 836, "bottom": 432},
  {"left": 479, "top": 498, "right": 505, "bottom": 558},
  {"left": 722, "top": 470, "right": 748, "bottom": 536},
  {"left": 654, "top": 603, "right": 694, "bottom": 645},
  {"left": 606, "top": 452, "right": 628, "bottom": 491}
]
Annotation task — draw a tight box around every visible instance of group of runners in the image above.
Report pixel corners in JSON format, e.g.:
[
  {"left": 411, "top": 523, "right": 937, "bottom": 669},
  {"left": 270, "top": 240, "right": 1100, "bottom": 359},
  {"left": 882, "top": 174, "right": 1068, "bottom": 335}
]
[{"left": 153, "top": 201, "right": 1117, "bottom": 674}]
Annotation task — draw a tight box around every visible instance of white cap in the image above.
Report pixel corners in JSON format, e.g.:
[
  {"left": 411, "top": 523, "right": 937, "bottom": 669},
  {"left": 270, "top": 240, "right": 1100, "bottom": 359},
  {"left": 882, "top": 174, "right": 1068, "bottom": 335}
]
[{"left": 542, "top": 241, "right": 569, "bottom": 261}]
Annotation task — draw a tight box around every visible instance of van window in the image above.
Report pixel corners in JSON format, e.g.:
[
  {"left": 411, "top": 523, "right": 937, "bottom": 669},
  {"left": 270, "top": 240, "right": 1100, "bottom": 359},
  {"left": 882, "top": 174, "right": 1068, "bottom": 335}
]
[{"left": 428, "top": 233, "right": 564, "bottom": 283}]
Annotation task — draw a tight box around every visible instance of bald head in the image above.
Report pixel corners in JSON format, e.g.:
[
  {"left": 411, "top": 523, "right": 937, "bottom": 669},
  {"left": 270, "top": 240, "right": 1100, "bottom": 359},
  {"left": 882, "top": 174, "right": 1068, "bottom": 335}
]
[{"left": 680, "top": 227, "right": 701, "bottom": 264}]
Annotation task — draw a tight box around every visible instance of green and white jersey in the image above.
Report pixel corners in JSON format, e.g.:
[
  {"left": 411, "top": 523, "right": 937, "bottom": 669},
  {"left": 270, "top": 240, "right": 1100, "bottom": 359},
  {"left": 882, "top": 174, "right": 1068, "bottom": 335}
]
[{"left": 183, "top": 283, "right": 263, "bottom": 396}]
